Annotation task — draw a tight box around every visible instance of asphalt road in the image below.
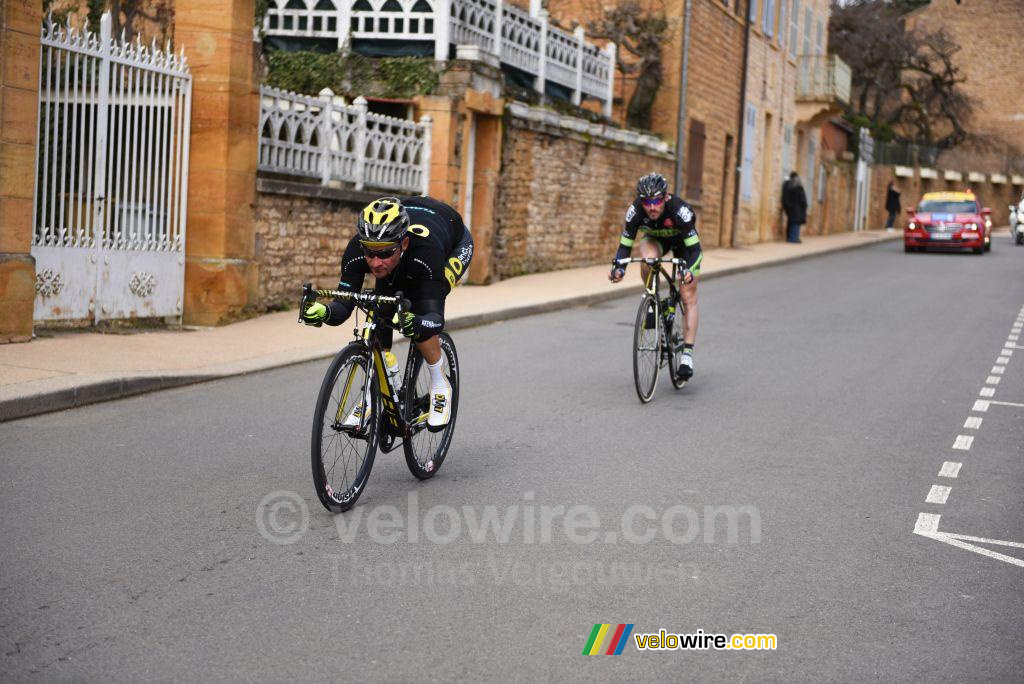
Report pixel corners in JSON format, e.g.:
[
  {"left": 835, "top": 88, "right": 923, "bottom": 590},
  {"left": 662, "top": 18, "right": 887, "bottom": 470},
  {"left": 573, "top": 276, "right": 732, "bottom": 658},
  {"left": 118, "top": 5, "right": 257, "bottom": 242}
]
[{"left": 3, "top": 236, "right": 1023, "bottom": 681}]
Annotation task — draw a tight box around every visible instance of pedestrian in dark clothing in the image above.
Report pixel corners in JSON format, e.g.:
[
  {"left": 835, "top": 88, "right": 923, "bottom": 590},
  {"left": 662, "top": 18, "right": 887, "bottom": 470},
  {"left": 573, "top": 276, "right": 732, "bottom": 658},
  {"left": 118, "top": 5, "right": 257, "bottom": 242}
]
[
  {"left": 781, "top": 171, "right": 807, "bottom": 243},
  {"left": 885, "top": 181, "right": 901, "bottom": 230}
]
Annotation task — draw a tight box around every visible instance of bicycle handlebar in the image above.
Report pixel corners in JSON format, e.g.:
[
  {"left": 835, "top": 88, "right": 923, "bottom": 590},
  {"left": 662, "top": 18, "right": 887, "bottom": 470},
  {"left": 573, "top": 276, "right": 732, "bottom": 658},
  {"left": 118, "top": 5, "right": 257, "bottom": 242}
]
[
  {"left": 300, "top": 283, "right": 411, "bottom": 325},
  {"left": 613, "top": 257, "right": 688, "bottom": 267}
]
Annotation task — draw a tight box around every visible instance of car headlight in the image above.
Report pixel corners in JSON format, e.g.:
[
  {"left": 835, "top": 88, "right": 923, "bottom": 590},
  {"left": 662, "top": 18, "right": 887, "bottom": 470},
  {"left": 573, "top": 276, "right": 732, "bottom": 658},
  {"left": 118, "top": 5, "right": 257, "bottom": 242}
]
[
  {"left": 908, "top": 221, "right": 917, "bottom": 230},
  {"left": 965, "top": 223, "right": 978, "bottom": 231}
]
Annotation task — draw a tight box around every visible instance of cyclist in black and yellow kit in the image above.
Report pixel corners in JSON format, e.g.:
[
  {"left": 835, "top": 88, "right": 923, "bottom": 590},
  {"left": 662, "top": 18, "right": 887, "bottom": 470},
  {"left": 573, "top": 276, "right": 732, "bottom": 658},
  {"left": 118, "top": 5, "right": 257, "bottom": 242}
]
[
  {"left": 300, "top": 196, "right": 473, "bottom": 428},
  {"left": 610, "top": 172, "right": 702, "bottom": 381}
]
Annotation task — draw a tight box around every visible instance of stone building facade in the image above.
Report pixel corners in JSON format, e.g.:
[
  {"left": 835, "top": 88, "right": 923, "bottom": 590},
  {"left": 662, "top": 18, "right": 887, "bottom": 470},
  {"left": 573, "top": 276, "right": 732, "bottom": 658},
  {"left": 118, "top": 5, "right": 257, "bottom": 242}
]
[
  {"left": 546, "top": 0, "right": 846, "bottom": 247},
  {"left": 905, "top": 0, "right": 1024, "bottom": 175}
]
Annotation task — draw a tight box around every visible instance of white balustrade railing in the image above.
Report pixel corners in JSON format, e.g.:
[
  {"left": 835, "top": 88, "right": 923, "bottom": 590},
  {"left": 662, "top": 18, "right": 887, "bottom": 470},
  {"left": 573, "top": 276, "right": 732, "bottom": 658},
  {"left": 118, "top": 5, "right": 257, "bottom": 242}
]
[
  {"left": 262, "top": 0, "right": 616, "bottom": 115},
  {"left": 796, "top": 55, "right": 851, "bottom": 105},
  {"left": 259, "top": 85, "right": 432, "bottom": 195}
]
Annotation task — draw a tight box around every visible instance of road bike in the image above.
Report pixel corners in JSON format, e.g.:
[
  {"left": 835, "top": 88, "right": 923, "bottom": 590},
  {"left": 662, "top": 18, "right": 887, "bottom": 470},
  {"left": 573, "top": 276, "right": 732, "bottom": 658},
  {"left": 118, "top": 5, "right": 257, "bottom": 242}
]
[
  {"left": 614, "top": 257, "right": 688, "bottom": 403},
  {"left": 300, "top": 284, "right": 460, "bottom": 513}
]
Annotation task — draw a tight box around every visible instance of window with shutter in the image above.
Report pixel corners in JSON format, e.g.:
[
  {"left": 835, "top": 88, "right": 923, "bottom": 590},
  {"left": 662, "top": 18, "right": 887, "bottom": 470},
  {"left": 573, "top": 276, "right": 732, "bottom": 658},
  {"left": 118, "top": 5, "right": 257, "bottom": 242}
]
[
  {"left": 789, "top": 0, "right": 799, "bottom": 56},
  {"left": 762, "top": 0, "right": 775, "bottom": 38},
  {"left": 685, "top": 120, "right": 706, "bottom": 202},
  {"left": 741, "top": 104, "right": 757, "bottom": 201}
]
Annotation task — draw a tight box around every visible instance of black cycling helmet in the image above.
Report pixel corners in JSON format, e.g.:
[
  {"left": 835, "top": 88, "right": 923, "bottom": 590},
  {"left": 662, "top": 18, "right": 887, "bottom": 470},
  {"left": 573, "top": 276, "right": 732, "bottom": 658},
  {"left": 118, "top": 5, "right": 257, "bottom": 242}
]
[
  {"left": 357, "top": 197, "right": 410, "bottom": 246},
  {"left": 636, "top": 172, "right": 668, "bottom": 199}
]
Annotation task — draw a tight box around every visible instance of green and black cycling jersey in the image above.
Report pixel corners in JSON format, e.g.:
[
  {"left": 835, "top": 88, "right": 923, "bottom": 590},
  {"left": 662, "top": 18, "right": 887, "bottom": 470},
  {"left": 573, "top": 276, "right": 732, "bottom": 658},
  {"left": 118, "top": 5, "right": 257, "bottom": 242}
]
[
  {"left": 614, "top": 194, "right": 703, "bottom": 275},
  {"left": 323, "top": 196, "right": 473, "bottom": 340}
]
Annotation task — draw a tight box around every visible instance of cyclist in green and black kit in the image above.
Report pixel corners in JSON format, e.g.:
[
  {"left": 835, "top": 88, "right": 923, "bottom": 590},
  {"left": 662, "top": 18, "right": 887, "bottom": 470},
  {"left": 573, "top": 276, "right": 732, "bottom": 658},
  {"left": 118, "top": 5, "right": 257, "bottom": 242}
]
[{"left": 610, "top": 173, "right": 702, "bottom": 381}]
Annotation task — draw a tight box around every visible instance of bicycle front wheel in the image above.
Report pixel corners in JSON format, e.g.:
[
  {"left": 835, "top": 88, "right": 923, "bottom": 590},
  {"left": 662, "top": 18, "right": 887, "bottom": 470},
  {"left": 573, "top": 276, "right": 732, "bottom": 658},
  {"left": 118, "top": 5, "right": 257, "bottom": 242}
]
[
  {"left": 666, "top": 297, "right": 688, "bottom": 390},
  {"left": 633, "top": 294, "right": 661, "bottom": 403},
  {"left": 402, "top": 333, "right": 459, "bottom": 479},
  {"left": 311, "top": 344, "right": 379, "bottom": 513}
]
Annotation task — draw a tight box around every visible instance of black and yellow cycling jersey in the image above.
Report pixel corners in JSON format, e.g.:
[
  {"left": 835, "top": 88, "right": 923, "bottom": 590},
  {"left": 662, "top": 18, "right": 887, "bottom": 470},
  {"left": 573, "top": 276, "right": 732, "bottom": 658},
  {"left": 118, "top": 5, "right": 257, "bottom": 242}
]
[
  {"left": 325, "top": 196, "right": 474, "bottom": 340},
  {"left": 614, "top": 194, "right": 703, "bottom": 276}
]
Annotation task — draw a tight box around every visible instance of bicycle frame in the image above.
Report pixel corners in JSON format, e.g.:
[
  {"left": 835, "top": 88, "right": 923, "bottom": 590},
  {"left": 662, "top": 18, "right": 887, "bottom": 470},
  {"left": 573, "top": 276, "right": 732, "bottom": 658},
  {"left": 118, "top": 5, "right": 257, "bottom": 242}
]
[
  {"left": 302, "top": 285, "right": 428, "bottom": 442},
  {"left": 615, "top": 257, "right": 688, "bottom": 359}
]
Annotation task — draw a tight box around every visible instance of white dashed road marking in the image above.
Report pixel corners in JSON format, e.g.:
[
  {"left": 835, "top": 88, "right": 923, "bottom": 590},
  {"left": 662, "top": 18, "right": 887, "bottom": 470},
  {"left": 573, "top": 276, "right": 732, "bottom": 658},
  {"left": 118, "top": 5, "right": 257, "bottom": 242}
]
[
  {"left": 952, "top": 435, "right": 974, "bottom": 450},
  {"left": 915, "top": 513, "right": 941, "bottom": 534},
  {"left": 939, "top": 462, "right": 962, "bottom": 478},
  {"left": 913, "top": 303, "right": 1024, "bottom": 569},
  {"left": 926, "top": 485, "right": 952, "bottom": 504}
]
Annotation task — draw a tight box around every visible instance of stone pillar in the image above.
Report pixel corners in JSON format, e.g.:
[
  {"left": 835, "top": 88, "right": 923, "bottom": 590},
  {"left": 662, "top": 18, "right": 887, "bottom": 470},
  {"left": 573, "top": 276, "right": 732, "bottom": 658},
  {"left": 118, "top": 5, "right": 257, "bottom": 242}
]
[
  {"left": 464, "top": 91, "right": 503, "bottom": 285},
  {"left": 175, "top": 0, "right": 259, "bottom": 325},
  {"left": 0, "top": 0, "right": 41, "bottom": 343},
  {"left": 414, "top": 95, "right": 461, "bottom": 206},
  {"left": 416, "top": 55, "right": 505, "bottom": 284}
]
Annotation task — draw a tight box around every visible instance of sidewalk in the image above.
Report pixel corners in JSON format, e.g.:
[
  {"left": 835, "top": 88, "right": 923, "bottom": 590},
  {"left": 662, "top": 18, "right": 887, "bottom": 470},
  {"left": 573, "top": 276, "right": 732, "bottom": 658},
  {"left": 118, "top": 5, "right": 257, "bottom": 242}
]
[{"left": 0, "top": 230, "right": 899, "bottom": 421}]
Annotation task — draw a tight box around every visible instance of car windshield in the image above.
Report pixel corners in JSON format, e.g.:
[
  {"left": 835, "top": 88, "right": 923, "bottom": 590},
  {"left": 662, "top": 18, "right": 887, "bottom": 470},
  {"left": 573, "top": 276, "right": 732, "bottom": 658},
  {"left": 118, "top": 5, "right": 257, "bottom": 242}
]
[{"left": 917, "top": 200, "right": 977, "bottom": 214}]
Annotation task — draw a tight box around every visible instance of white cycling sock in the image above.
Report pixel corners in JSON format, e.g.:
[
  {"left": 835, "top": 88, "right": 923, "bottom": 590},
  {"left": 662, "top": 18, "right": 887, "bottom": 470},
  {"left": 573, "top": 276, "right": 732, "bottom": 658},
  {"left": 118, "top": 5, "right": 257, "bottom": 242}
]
[{"left": 426, "top": 358, "right": 446, "bottom": 387}]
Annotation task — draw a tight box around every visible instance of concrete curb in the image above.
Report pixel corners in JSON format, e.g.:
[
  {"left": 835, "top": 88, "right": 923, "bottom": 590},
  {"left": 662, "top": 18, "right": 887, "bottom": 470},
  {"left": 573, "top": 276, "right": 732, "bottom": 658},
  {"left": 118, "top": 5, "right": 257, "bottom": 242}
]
[{"left": 1, "top": 233, "right": 899, "bottom": 422}]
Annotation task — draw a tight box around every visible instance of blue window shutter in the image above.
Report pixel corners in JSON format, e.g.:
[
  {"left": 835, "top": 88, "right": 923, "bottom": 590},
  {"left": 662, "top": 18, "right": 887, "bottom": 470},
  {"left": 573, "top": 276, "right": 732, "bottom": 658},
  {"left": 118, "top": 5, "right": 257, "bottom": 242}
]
[{"left": 741, "top": 104, "right": 757, "bottom": 202}]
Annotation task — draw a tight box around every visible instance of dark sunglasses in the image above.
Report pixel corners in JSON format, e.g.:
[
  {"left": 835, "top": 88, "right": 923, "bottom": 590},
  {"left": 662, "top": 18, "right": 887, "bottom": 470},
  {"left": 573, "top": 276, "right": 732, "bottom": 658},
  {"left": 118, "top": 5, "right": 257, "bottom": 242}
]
[
  {"left": 361, "top": 244, "right": 400, "bottom": 259},
  {"left": 641, "top": 196, "right": 665, "bottom": 207}
]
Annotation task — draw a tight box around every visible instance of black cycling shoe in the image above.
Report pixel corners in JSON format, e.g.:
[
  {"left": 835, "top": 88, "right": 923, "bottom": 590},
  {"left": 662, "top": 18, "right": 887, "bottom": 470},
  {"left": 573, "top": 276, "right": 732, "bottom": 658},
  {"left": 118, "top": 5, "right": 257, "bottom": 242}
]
[{"left": 675, "top": 353, "right": 694, "bottom": 382}]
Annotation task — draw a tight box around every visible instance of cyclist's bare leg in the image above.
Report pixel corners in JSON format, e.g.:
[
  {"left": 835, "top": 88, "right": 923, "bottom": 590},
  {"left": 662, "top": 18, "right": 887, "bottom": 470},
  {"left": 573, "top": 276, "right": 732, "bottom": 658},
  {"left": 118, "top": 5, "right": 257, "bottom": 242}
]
[
  {"left": 415, "top": 336, "right": 442, "bottom": 365},
  {"left": 679, "top": 279, "right": 698, "bottom": 345}
]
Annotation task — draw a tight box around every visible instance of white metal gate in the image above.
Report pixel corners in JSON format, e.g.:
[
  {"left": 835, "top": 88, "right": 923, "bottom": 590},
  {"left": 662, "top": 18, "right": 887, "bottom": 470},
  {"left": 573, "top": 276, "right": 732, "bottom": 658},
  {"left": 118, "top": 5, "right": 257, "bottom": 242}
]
[{"left": 31, "top": 12, "right": 192, "bottom": 322}]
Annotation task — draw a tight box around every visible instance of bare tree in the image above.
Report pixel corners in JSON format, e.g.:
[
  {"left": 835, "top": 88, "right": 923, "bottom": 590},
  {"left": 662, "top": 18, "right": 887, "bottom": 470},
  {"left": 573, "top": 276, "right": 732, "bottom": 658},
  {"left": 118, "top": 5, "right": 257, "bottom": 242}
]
[
  {"left": 585, "top": 0, "right": 670, "bottom": 130},
  {"left": 890, "top": 30, "right": 972, "bottom": 149},
  {"left": 829, "top": 0, "right": 973, "bottom": 151}
]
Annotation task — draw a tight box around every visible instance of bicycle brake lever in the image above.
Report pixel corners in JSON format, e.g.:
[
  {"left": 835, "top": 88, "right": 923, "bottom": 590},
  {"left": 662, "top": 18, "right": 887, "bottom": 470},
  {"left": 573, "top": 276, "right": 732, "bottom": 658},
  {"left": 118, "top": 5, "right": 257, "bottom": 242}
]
[{"left": 298, "top": 282, "right": 313, "bottom": 324}]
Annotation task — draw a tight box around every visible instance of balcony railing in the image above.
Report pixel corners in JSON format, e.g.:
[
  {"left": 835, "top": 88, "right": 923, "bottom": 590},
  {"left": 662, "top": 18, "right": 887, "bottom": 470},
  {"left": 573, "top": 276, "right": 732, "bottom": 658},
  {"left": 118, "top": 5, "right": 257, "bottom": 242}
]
[
  {"left": 796, "top": 55, "right": 851, "bottom": 106},
  {"left": 262, "top": 0, "right": 616, "bottom": 115}
]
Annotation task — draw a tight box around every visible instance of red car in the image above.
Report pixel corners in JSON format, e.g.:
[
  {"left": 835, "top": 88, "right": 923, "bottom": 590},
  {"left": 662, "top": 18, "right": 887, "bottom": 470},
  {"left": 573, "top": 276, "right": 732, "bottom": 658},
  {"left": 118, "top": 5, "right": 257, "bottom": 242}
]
[{"left": 904, "top": 191, "right": 992, "bottom": 254}]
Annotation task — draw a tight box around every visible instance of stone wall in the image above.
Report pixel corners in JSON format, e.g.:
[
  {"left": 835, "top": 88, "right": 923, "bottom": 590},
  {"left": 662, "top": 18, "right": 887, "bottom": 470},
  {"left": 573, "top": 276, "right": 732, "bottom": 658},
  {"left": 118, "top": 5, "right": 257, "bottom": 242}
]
[
  {"left": 491, "top": 111, "right": 674, "bottom": 280},
  {"left": 252, "top": 181, "right": 367, "bottom": 309},
  {"left": 681, "top": 0, "right": 746, "bottom": 248}
]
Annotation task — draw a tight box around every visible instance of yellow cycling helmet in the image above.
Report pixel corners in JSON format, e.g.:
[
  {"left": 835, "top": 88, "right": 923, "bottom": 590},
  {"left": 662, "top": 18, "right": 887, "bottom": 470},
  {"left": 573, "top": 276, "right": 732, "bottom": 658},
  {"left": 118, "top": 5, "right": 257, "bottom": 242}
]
[{"left": 357, "top": 197, "right": 409, "bottom": 246}]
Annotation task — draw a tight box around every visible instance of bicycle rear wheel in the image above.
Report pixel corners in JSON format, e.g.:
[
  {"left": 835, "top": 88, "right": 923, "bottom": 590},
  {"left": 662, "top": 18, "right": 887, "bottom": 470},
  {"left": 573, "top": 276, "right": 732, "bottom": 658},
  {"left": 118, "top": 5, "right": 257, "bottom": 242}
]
[
  {"left": 402, "top": 333, "right": 459, "bottom": 479},
  {"left": 311, "top": 344, "right": 379, "bottom": 513},
  {"left": 633, "top": 294, "right": 661, "bottom": 403}
]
